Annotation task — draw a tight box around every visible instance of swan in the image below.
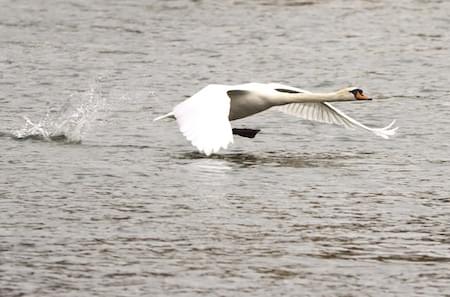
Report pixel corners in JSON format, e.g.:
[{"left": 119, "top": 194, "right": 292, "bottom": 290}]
[{"left": 154, "top": 83, "right": 398, "bottom": 156}]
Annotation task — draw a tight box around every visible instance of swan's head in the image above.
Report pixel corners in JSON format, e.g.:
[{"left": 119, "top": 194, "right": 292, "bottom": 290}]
[{"left": 336, "top": 87, "right": 372, "bottom": 101}]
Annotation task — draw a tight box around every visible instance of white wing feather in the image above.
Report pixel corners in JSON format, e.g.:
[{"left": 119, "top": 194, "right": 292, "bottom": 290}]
[
  {"left": 277, "top": 102, "right": 398, "bottom": 139},
  {"left": 323, "top": 102, "right": 398, "bottom": 139},
  {"left": 173, "top": 85, "right": 233, "bottom": 155}
]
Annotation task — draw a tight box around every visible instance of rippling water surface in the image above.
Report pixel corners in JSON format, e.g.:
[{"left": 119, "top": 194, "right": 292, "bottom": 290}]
[{"left": 1, "top": 1, "right": 449, "bottom": 296}]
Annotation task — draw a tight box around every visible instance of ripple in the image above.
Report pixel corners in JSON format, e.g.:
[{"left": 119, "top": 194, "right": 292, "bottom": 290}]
[{"left": 374, "top": 254, "right": 450, "bottom": 263}]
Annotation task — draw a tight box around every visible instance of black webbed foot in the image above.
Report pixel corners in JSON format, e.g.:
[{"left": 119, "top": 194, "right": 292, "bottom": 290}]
[{"left": 232, "top": 128, "right": 261, "bottom": 138}]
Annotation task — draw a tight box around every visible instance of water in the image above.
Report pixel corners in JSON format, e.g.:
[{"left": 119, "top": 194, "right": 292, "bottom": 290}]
[{"left": 1, "top": 0, "right": 449, "bottom": 296}]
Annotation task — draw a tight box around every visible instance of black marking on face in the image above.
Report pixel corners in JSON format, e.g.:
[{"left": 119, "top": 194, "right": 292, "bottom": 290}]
[
  {"left": 350, "top": 88, "right": 363, "bottom": 96},
  {"left": 275, "top": 88, "right": 302, "bottom": 94}
]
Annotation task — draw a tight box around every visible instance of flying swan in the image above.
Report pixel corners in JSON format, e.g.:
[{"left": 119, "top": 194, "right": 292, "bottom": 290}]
[{"left": 154, "top": 83, "right": 398, "bottom": 156}]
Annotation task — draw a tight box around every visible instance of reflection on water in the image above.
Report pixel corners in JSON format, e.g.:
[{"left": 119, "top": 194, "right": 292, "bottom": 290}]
[
  {"left": 188, "top": 158, "right": 232, "bottom": 172},
  {"left": 179, "top": 151, "right": 361, "bottom": 168}
]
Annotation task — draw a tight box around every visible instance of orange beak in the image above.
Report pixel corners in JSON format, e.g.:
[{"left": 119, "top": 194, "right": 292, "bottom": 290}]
[{"left": 355, "top": 92, "right": 372, "bottom": 100}]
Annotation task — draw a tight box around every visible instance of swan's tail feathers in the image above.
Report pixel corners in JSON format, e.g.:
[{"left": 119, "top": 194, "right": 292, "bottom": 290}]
[
  {"left": 370, "top": 119, "right": 399, "bottom": 139},
  {"left": 153, "top": 112, "right": 175, "bottom": 122}
]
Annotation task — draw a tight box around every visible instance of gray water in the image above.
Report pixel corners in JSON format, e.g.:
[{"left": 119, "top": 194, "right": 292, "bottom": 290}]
[{"left": 1, "top": 0, "right": 450, "bottom": 296}]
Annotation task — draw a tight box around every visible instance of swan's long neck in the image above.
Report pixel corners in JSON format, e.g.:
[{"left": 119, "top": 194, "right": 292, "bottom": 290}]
[{"left": 273, "top": 92, "right": 348, "bottom": 105}]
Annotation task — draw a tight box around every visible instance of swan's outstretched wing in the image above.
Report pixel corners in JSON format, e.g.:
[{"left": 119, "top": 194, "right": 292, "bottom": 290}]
[
  {"left": 173, "top": 85, "right": 233, "bottom": 155},
  {"left": 277, "top": 102, "right": 398, "bottom": 139}
]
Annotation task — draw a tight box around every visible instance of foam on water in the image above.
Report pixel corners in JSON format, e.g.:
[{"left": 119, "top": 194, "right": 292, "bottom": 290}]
[{"left": 12, "top": 87, "right": 106, "bottom": 143}]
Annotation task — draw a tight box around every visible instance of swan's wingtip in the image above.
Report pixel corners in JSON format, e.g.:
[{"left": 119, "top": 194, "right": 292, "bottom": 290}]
[
  {"left": 385, "top": 119, "right": 397, "bottom": 129},
  {"left": 374, "top": 119, "right": 399, "bottom": 139}
]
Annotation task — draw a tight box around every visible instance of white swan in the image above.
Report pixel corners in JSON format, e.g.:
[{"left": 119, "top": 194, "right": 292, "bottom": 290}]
[{"left": 154, "top": 83, "right": 398, "bottom": 156}]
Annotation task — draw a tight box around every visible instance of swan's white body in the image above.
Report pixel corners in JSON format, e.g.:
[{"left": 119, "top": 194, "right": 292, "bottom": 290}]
[{"left": 154, "top": 83, "right": 398, "bottom": 156}]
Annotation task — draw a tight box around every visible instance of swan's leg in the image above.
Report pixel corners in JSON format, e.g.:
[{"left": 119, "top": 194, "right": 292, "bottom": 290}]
[{"left": 232, "top": 128, "right": 261, "bottom": 138}]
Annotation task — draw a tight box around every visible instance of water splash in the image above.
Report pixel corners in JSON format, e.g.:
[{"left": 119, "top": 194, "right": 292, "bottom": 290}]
[{"left": 13, "top": 87, "right": 106, "bottom": 143}]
